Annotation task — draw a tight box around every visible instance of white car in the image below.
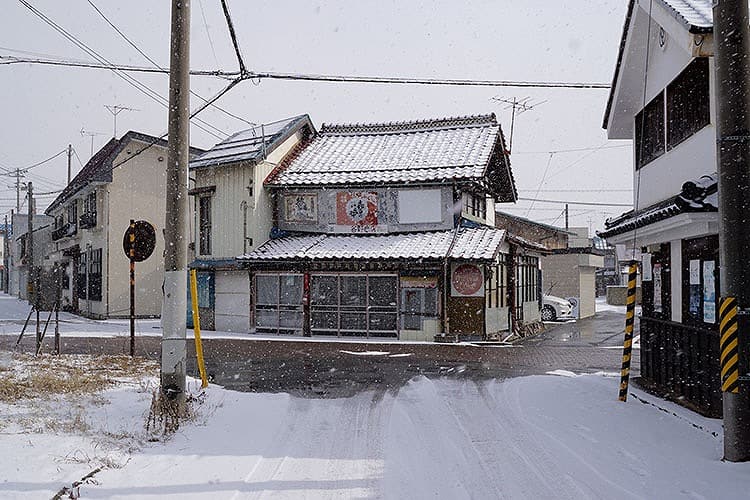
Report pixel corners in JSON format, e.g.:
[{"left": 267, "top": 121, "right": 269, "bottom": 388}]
[{"left": 541, "top": 295, "right": 573, "bottom": 321}]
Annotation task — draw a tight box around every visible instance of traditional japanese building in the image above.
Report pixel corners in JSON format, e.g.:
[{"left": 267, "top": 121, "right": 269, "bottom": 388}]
[{"left": 239, "top": 114, "right": 543, "bottom": 341}]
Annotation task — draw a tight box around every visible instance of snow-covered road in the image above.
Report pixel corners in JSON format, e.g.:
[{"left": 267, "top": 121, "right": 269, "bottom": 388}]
[{"left": 33, "top": 374, "right": 742, "bottom": 499}]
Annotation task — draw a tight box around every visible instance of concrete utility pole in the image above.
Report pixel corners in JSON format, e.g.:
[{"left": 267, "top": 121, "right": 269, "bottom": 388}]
[
  {"left": 161, "top": 0, "right": 191, "bottom": 408},
  {"left": 3, "top": 214, "right": 8, "bottom": 293},
  {"left": 14, "top": 169, "right": 23, "bottom": 213},
  {"left": 714, "top": 0, "right": 750, "bottom": 462},
  {"left": 26, "top": 182, "right": 33, "bottom": 300}
]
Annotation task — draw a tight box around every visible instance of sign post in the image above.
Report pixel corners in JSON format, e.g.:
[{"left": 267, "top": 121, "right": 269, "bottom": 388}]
[{"left": 122, "top": 220, "right": 156, "bottom": 356}]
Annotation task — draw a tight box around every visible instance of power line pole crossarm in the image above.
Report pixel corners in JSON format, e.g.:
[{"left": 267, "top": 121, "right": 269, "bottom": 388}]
[
  {"left": 714, "top": 0, "right": 750, "bottom": 462},
  {"left": 161, "top": 0, "right": 190, "bottom": 413}
]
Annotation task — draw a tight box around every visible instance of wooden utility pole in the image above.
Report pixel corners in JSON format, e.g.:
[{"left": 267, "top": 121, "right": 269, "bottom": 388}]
[
  {"left": 161, "top": 0, "right": 191, "bottom": 407},
  {"left": 67, "top": 144, "right": 72, "bottom": 185},
  {"left": 714, "top": 0, "right": 750, "bottom": 462}
]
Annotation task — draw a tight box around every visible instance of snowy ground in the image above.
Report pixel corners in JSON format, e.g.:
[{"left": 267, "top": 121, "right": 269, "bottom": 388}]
[{"left": 2, "top": 352, "right": 749, "bottom": 499}]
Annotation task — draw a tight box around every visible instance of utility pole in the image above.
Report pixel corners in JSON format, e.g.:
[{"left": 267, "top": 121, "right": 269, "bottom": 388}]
[
  {"left": 161, "top": 0, "right": 191, "bottom": 409},
  {"left": 565, "top": 204, "right": 569, "bottom": 230},
  {"left": 714, "top": 0, "right": 750, "bottom": 462},
  {"left": 67, "top": 144, "right": 72, "bottom": 185},
  {"left": 3, "top": 214, "right": 8, "bottom": 293},
  {"left": 14, "top": 169, "right": 23, "bottom": 213}
]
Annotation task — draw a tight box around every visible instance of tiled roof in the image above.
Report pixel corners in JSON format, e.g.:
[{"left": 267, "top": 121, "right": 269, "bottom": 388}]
[
  {"left": 265, "top": 114, "right": 517, "bottom": 202},
  {"left": 239, "top": 226, "right": 508, "bottom": 263},
  {"left": 598, "top": 173, "right": 717, "bottom": 239},
  {"left": 660, "top": 0, "right": 712, "bottom": 30},
  {"left": 45, "top": 131, "right": 185, "bottom": 214},
  {"left": 190, "top": 115, "right": 313, "bottom": 169}
]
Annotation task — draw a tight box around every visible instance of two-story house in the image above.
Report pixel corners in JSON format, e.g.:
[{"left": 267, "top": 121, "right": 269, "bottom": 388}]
[
  {"left": 239, "top": 114, "right": 544, "bottom": 341},
  {"left": 188, "top": 115, "right": 315, "bottom": 332},
  {"left": 45, "top": 131, "right": 200, "bottom": 319},
  {"left": 599, "top": 0, "right": 721, "bottom": 414},
  {"left": 9, "top": 212, "right": 53, "bottom": 301}
]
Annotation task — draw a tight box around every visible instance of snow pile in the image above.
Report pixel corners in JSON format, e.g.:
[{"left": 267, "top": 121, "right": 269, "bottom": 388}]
[{"left": 2, "top": 355, "right": 750, "bottom": 499}]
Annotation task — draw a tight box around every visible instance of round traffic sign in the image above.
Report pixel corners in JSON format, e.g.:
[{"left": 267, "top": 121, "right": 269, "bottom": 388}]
[{"left": 123, "top": 220, "right": 156, "bottom": 262}]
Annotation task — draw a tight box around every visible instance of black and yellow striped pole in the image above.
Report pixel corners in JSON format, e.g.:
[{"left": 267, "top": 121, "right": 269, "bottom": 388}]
[
  {"left": 720, "top": 297, "right": 740, "bottom": 394},
  {"left": 618, "top": 261, "right": 638, "bottom": 402}
]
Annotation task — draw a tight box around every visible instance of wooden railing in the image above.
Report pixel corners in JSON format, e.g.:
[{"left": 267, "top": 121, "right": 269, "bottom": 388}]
[{"left": 640, "top": 316, "right": 722, "bottom": 417}]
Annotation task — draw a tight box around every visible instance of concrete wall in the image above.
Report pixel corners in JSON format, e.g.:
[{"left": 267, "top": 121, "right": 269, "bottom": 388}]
[
  {"left": 214, "top": 270, "right": 250, "bottom": 332},
  {"left": 542, "top": 252, "right": 603, "bottom": 319}
]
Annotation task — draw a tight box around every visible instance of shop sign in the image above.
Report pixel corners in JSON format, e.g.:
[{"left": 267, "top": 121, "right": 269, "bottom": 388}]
[
  {"left": 334, "top": 191, "right": 380, "bottom": 233},
  {"left": 450, "top": 263, "right": 484, "bottom": 297},
  {"left": 400, "top": 276, "right": 437, "bottom": 288},
  {"left": 284, "top": 194, "right": 317, "bottom": 222}
]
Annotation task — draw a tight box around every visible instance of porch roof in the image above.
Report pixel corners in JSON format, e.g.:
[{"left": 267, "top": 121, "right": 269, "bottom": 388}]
[
  {"left": 598, "top": 173, "right": 717, "bottom": 239},
  {"left": 238, "top": 226, "right": 507, "bottom": 263}
]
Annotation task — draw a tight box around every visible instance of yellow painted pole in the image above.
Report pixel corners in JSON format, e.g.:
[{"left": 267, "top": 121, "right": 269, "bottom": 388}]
[
  {"left": 618, "top": 262, "right": 638, "bottom": 401},
  {"left": 190, "top": 269, "right": 209, "bottom": 389}
]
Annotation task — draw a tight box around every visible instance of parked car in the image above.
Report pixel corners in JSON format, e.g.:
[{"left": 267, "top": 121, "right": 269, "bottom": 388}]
[{"left": 541, "top": 295, "right": 573, "bottom": 321}]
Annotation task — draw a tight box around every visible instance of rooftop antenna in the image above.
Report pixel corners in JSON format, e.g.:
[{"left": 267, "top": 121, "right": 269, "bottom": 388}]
[
  {"left": 491, "top": 96, "right": 546, "bottom": 154},
  {"left": 104, "top": 104, "right": 139, "bottom": 138},
  {"left": 79, "top": 128, "right": 107, "bottom": 157}
]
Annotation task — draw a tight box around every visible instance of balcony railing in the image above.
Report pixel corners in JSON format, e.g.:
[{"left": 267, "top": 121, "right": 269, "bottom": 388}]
[
  {"left": 640, "top": 316, "right": 721, "bottom": 417},
  {"left": 79, "top": 212, "right": 97, "bottom": 229},
  {"left": 51, "top": 222, "right": 77, "bottom": 241}
]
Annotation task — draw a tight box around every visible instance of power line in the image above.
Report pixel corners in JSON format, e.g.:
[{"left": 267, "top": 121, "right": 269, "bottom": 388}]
[
  {"left": 86, "top": 0, "right": 255, "bottom": 127},
  {"left": 513, "top": 144, "right": 630, "bottom": 154},
  {"left": 197, "top": 0, "right": 220, "bottom": 67},
  {"left": 17, "top": 1, "right": 226, "bottom": 139},
  {"left": 517, "top": 197, "right": 633, "bottom": 207},
  {"left": 0, "top": 53, "right": 612, "bottom": 89},
  {"left": 518, "top": 188, "right": 632, "bottom": 193}
]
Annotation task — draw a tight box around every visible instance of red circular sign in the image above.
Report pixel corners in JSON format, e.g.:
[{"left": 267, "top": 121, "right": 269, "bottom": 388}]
[{"left": 452, "top": 264, "right": 483, "bottom": 296}]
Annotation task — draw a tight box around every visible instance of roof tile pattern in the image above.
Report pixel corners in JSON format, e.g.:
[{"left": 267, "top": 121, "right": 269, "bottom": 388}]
[
  {"left": 239, "top": 226, "right": 507, "bottom": 262},
  {"left": 266, "top": 114, "right": 501, "bottom": 186},
  {"left": 660, "top": 0, "right": 712, "bottom": 29},
  {"left": 190, "top": 115, "right": 312, "bottom": 169}
]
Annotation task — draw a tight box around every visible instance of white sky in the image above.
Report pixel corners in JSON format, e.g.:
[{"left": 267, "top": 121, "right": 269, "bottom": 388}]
[{"left": 0, "top": 0, "right": 633, "bottom": 231}]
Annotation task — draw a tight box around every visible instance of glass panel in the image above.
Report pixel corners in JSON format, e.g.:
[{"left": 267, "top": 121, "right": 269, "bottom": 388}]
[
  {"left": 256, "top": 308, "right": 278, "bottom": 328},
  {"left": 369, "top": 276, "right": 398, "bottom": 307},
  {"left": 424, "top": 288, "right": 438, "bottom": 317},
  {"left": 256, "top": 275, "right": 278, "bottom": 305},
  {"left": 403, "top": 313, "right": 421, "bottom": 330},
  {"left": 369, "top": 312, "right": 397, "bottom": 331},
  {"left": 340, "top": 275, "right": 367, "bottom": 306},
  {"left": 340, "top": 312, "right": 367, "bottom": 331},
  {"left": 311, "top": 275, "right": 338, "bottom": 305},
  {"left": 312, "top": 309, "right": 338, "bottom": 330},
  {"left": 280, "top": 275, "right": 303, "bottom": 305},
  {"left": 279, "top": 309, "right": 303, "bottom": 329},
  {"left": 403, "top": 289, "right": 421, "bottom": 313}
]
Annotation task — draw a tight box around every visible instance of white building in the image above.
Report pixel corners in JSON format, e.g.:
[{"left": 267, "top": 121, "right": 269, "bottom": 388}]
[{"left": 599, "top": 0, "right": 721, "bottom": 415}]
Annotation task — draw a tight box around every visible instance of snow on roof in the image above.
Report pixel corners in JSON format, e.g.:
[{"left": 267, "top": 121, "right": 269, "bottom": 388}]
[
  {"left": 265, "top": 114, "right": 516, "bottom": 201},
  {"left": 598, "top": 173, "right": 717, "bottom": 239},
  {"left": 239, "top": 226, "right": 508, "bottom": 262},
  {"left": 660, "top": 0, "right": 713, "bottom": 30},
  {"left": 190, "top": 115, "right": 313, "bottom": 169}
]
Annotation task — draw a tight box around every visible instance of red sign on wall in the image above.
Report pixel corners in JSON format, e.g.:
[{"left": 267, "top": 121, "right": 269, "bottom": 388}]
[
  {"left": 451, "top": 263, "right": 484, "bottom": 297},
  {"left": 336, "top": 191, "right": 378, "bottom": 227}
]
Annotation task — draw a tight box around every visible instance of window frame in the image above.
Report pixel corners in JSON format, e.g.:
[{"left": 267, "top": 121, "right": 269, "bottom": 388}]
[{"left": 198, "top": 195, "right": 212, "bottom": 256}]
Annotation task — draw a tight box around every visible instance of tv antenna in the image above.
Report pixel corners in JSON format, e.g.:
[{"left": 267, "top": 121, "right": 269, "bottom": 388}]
[
  {"left": 104, "top": 105, "right": 139, "bottom": 138},
  {"left": 491, "top": 96, "right": 546, "bottom": 154},
  {"left": 79, "top": 128, "right": 107, "bottom": 157}
]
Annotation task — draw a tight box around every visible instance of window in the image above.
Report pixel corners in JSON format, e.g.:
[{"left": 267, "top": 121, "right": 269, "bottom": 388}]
[
  {"left": 81, "top": 192, "right": 97, "bottom": 228},
  {"left": 88, "top": 248, "right": 102, "bottom": 301},
  {"left": 67, "top": 201, "right": 78, "bottom": 227},
  {"left": 77, "top": 252, "right": 87, "bottom": 300},
  {"left": 635, "top": 91, "right": 665, "bottom": 168},
  {"left": 667, "top": 58, "right": 710, "bottom": 149},
  {"left": 310, "top": 273, "right": 399, "bottom": 337},
  {"left": 199, "top": 196, "right": 212, "bottom": 255},
  {"left": 464, "top": 193, "right": 487, "bottom": 219},
  {"left": 682, "top": 236, "right": 719, "bottom": 327},
  {"left": 485, "top": 255, "right": 508, "bottom": 309},
  {"left": 255, "top": 274, "right": 303, "bottom": 335},
  {"left": 401, "top": 286, "right": 439, "bottom": 330}
]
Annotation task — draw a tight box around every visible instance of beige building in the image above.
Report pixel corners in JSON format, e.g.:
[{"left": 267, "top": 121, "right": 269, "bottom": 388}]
[
  {"left": 189, "top": 115, "right": 315, "bottom": 332},
  {"left": 45, "top": 131, "right": 201, "bottom": 319}
]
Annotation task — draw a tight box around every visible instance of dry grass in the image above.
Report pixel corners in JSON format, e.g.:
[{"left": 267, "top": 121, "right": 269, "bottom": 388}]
[{"left": 0, "top": 353, "right": 158, "bottom": 403}]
